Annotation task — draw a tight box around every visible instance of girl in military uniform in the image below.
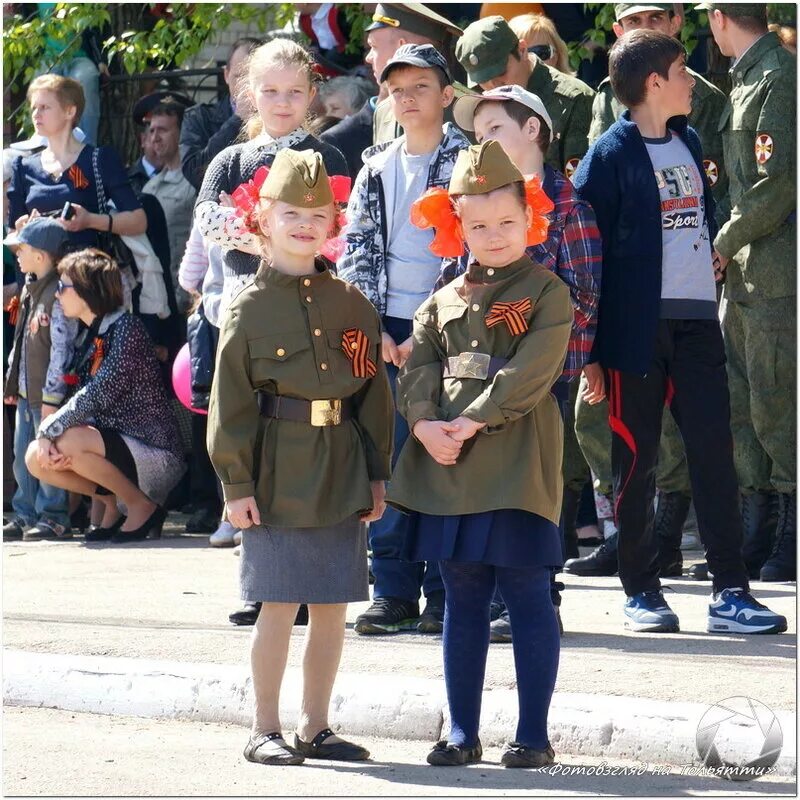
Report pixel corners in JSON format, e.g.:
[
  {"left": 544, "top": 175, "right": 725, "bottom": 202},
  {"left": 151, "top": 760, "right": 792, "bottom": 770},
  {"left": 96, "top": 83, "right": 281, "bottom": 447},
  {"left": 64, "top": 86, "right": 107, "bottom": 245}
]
[
  {"left": 207, "top": 149, "right": 393, "bottom": 766},
  {"left": 387, "top": 141, "right": 572, "bottom": 768}
]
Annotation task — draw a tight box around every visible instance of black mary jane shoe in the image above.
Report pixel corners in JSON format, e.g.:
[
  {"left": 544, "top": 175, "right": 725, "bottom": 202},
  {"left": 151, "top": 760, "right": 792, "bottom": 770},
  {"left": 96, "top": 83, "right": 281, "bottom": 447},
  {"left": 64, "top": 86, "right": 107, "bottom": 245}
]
[
  {"left": 85, "top": 516, "right": 126, "bottom": 543},
  {"left": 111, "top": 507, "right": 167, "bottom": 544},
  {"left": 426, "top": 739, "right": 483, "bottom": 766},
  {"left": 500, "top": 742, "right": 556, "bottom": 769},
  {"left": 293, "top": 728, "right": 370, "bottom": 761},
  {"left": 243, "top": 732, "right": 305, "bottom": 766}
]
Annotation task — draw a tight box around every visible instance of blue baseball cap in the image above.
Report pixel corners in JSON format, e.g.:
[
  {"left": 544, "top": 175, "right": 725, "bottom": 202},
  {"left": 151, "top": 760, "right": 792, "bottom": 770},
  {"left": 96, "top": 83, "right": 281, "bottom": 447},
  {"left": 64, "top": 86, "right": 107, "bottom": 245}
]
[{"left": 4, "top": 216, "right": 68, "bottom": 257}]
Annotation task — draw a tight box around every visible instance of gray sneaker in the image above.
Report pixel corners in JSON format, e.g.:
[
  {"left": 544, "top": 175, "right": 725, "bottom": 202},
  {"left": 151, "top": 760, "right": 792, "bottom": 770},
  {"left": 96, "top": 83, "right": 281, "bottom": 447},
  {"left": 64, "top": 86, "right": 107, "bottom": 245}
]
[
  {"left": 23, "top": 521, "right": 69, "bottom": 541},
  {"left": 490, "top": 610, "right": 513, "bottom": 643},
  {"left": 3, "top": 519, "right": 26, "bottom": 541}
]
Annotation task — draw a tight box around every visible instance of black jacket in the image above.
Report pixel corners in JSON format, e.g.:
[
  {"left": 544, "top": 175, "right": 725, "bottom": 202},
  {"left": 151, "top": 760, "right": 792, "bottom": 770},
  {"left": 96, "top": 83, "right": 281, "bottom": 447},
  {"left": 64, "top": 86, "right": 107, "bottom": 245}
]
[
  {"left": 320, "top": 100, "right": 374, "bottom": 180},
  {"left": 180, "top": 96, "right": 243, "bottom": 190}
]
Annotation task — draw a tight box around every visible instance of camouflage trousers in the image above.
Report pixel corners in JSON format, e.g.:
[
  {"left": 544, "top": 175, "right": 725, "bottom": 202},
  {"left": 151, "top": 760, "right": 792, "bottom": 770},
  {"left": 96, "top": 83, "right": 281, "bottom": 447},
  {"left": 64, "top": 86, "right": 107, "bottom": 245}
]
[
  {"left": 722, "top": 296, "right": 796, "bottom": 494},
  {"left": 563, "top": 380, "right": 591, "bottom": 492},
  {"left": 574, "top": 373, "right": 691, "bottom": 497}
]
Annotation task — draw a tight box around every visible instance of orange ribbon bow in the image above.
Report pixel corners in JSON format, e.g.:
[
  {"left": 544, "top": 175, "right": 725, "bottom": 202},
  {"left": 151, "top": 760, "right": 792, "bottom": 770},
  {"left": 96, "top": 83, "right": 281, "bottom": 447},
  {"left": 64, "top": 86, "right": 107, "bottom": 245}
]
[
  {"left": 485, "top": 299, "right": 532, "bottom": 336},
  {"left": 6, "top": 295, "right": 20, "bottom": 326},
  {"left": 90, "top": 337, "right": 104, "bottom": 376},
  {"left": 341, "top": 328, "right": 377, "bottom": 378},
  {"left": 67, "top": 164, "right": 89, "bottom": 190}
]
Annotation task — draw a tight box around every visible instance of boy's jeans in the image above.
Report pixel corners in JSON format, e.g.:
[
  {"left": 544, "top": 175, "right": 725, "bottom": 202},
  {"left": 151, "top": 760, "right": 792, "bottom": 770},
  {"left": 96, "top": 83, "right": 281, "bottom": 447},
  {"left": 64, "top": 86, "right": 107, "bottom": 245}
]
[{"left": 12, "top": 397, "right": 70, "bottom": 530}]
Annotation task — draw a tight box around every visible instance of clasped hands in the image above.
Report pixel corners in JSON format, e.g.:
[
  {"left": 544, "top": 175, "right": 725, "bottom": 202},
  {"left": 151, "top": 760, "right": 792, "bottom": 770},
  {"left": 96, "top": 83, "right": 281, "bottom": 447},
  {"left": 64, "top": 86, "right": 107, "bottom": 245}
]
[{"left": 412, "top": 416, "right": 486, "bottom": 466}]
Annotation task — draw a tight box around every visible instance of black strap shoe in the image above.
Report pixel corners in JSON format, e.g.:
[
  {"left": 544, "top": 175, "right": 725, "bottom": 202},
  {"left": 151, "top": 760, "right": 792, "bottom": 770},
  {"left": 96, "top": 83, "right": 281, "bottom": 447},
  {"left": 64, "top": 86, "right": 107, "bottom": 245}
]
[
  {"left": 501, "top": 742, "right": 556, "bottom": 768},
  {"left": 293, "top": 728, "right": 370, "bottom": 761},
  {"left": 426, "top": 739, "right": 482, "bottom": 766},
  {"left": 229, "top": 602, "right": 261, "bottom": 625},
  {"left": 244, "top": 731, "right": 304, "bottom": 765}
]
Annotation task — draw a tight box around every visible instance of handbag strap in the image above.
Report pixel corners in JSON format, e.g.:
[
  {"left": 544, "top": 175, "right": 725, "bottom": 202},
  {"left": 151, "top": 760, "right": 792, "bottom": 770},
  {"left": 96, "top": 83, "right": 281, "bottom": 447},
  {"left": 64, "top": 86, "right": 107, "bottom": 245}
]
[{"left": 91, "top": 146, "right": 109, "bottom": 215}]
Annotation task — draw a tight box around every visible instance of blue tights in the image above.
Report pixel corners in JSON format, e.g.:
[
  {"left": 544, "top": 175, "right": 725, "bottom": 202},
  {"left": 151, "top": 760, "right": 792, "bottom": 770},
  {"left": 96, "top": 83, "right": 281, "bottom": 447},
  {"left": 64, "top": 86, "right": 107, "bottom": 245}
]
[{"left": 439, "top": 561, "right": 560, "bottom": 749}]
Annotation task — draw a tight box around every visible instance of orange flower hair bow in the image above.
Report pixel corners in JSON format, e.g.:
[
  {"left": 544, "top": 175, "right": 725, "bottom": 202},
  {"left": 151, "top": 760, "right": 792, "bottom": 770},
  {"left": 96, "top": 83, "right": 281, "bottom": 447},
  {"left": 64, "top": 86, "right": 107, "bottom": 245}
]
[{"left": 410, "top": 175, "right": 555, "bottom": 258}]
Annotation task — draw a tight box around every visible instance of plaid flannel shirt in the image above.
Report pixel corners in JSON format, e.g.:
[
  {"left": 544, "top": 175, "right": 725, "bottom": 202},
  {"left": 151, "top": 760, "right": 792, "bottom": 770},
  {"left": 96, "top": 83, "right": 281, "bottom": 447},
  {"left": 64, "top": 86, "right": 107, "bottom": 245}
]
[{"left": 435, "top": 165, "right": 601, "bottom": 381}]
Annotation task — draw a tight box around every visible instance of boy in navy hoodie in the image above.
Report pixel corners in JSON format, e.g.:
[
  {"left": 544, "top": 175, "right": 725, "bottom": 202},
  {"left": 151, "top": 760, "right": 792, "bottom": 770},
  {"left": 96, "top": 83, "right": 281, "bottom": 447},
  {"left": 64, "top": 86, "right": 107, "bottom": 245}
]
[{"left": 572, "top": 29, "right": 785, "bottom": 636}]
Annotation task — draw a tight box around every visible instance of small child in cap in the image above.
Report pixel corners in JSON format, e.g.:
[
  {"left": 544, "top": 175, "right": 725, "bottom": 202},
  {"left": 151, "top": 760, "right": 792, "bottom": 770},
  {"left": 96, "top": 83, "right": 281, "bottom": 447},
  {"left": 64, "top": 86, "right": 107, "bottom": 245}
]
[
  {"left": 3, "top": 217, "right": 79, "bottom": 540},
  {"left": 208, "top": 148, "right": 393, "bottom": 766},
  {"left": 387, "top": 140, "right": 572, "bottom": 767}
]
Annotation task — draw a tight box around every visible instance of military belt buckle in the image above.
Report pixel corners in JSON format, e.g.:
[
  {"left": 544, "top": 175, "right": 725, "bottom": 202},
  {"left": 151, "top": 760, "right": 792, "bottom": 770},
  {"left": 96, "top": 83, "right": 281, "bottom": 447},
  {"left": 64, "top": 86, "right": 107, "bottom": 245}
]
[
  {"left": 447, "top": 352, "right": 491, "bottom": 380},
  {"left": 310, "top": 399, "right": 342, "bottom": 426}
]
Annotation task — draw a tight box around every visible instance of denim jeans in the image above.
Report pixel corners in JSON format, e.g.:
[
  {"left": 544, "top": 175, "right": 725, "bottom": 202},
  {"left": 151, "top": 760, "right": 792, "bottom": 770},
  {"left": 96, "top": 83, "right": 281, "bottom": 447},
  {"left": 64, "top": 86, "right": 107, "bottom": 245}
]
[
  {"left": 369, "top": 316, "right": 443, "bottom": 602},
  {"left": 12, "top": 397, "right": 70, "bottom": 529},
  {"left": 39, "top": 57, "right": 100, "bottom": 145}
]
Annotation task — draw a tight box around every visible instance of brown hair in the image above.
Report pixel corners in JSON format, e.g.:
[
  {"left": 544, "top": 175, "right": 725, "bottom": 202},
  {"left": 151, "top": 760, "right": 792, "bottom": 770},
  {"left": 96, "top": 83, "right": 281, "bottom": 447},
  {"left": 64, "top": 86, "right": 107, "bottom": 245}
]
[
  {"left": 475, "top": 98, "right": 551, "bottom": 153},
  {"left": 27, "top": 74, "right": 85, "bottom": 127},
  {"left": 508, "top": 13, "right": 574, "bottom": 75},
  {"left": 58, "top": 248, "right": 124, "bottom": 316},
  {"left": 609, "top": 29, "right": 685, "bottom": 109},
  {"left": 245, "top": 38, "right": 319, "bottom": 139}
]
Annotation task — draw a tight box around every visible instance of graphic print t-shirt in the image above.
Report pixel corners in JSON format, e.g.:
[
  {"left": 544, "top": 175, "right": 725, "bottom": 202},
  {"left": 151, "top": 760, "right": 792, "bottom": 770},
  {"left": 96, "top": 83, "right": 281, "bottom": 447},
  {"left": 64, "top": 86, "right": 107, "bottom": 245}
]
[{"left": 643, "top": 132, "right": 717, "bottom": 320}]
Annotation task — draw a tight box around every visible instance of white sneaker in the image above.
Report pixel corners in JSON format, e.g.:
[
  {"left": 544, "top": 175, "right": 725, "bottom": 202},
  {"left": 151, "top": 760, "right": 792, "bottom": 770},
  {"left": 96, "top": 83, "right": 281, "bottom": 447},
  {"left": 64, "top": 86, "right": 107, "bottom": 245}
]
[{"left": 209, "top": 521, "right": 238, "bottom": 548}]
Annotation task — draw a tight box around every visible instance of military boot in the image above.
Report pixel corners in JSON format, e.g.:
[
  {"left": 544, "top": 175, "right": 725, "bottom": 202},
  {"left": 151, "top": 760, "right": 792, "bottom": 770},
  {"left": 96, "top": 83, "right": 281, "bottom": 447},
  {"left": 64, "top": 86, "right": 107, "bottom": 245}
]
[
  {"left": 563, "top": 532, "right": 618, "bottom": 576},
  {"left": 656, "top": 491, "right": 691, "bottom": 578},
  {"left": 760, "top": 493, "right": 796, "bottom": 582},
  {"left": 562, "top": 486, "right": 580, "bottom": 561},
  {"left": 741, "top": 492, "right": 779, "bottom": 579}
]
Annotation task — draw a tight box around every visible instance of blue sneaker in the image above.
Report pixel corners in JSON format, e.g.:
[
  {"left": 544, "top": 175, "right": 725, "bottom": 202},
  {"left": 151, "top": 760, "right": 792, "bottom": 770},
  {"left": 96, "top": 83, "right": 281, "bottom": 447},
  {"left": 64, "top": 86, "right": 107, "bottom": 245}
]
[
  {"left": 708, "top": 588, "right": 788, "bottom": 634},
  {"left": 624, "top": 590, "right": 680, "bottom": 632}
]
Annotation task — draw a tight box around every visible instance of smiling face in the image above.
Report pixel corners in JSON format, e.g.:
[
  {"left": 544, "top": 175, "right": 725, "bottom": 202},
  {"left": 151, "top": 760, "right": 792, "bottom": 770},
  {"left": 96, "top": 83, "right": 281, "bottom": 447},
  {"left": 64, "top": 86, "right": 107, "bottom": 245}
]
[
  {"left": 456, "top": 186, "right": 531, "bottom": 268},
  {"left": 251, "top": 64, "right": 315, "bottom": 137},
  {"left": 386, "top": 65, "right": 453, "bottom": 133},
  {"left": 30, "top": 89, "right": 75, "bottom": 138},
  {"left": 258, "top": 199, "right": 335, "bottom": 261}
]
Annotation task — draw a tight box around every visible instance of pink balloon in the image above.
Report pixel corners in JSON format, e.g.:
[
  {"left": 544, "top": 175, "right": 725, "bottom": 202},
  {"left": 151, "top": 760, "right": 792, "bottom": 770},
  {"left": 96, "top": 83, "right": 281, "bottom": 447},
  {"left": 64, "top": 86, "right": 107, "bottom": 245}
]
[{"left": 172, "top": 342, "right": 207, "bottom": 415}]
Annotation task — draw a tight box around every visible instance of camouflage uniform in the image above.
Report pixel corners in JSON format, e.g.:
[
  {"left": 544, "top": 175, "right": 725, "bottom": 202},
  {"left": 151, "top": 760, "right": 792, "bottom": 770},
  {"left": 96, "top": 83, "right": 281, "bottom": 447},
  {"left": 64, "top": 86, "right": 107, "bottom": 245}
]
[
  {"left": 575, "top": 65, "right": 730, "bottom": 500},
  {"left": 716, "top": 31, "right": 796, "bottom": 496}
]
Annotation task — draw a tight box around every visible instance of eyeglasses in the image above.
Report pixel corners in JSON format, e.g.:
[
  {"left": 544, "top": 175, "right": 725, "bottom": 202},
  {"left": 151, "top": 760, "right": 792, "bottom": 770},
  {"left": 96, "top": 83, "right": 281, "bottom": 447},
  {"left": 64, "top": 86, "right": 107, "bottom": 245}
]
[
  {"left": 57, "top": 279, "right": 74, "bottom": 293},
  {"left": 528, "top": 44, "right": 553, "bottom": 61}
]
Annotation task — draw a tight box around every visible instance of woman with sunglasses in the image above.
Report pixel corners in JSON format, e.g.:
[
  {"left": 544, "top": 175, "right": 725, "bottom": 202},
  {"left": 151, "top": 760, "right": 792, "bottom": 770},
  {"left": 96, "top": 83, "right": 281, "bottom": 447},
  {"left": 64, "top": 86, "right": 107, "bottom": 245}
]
[
  {"left": 508, "top": 13, "right": 575, "bottom": 76},
  {"left": 25, "top": 248, "right": 184, "bottom": 542}
]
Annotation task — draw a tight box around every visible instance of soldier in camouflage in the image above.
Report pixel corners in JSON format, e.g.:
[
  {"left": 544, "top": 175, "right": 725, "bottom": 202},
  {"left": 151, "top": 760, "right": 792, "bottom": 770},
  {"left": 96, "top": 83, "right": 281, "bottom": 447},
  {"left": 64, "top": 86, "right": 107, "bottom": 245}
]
[{"left": 701, "top": 2, "right": 796, "bottom": 582}]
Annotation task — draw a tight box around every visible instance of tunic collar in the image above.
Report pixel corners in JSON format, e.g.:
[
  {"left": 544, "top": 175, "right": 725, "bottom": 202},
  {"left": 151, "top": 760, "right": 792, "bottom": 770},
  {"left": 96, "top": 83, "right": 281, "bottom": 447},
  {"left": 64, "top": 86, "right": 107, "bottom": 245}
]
[
  {"left": 465, "top": 255, "right": 531, "bottom": 285},
  {"left": 256, "top": 257, "right": 333, "bottom": 289},
  {"left": 731, "top": 32, "right": 776, "bottom": 76}
]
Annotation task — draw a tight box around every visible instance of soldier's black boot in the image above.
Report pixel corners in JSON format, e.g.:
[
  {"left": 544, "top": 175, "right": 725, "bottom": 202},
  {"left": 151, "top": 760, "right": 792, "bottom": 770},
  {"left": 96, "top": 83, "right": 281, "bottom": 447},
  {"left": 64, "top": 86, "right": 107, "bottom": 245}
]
[
  {"left": 760, "top": 493, "right": 796, "bottom": 582},
  {"left": 563, "top": 532, "right": 618, "bottom": 576},
  {"left": 741, "top": 492, "right": 779, "bottom": 579},
  {"left": 562, "top": 486, "right": 581, "bottom": 561},
  {"left": 656, "top": 491, "right": 691, "bottom": 578}
]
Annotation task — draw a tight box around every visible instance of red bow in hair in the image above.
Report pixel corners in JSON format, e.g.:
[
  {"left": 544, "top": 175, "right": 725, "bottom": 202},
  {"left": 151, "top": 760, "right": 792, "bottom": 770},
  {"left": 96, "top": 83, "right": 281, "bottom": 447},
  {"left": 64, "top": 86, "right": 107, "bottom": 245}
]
[
  {"left": 410, "top": 175, "right": 555, "bottom": 258},
  {"left": 90, "top": 337, "right": 104, "bottom": 376}
]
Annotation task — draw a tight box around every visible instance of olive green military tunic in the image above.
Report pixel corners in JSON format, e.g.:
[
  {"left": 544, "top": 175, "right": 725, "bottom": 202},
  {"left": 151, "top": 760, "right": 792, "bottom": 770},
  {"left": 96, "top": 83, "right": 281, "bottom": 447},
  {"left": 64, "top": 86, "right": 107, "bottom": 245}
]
[
  {"left": 716, "top": 31, "right": 796, "bottom": 494},
  {"left": 387, "top": 256, "right": 572, "bottom": 523},
  {"left": 208, "top": 260, "right": 394, "bottom": 527}
]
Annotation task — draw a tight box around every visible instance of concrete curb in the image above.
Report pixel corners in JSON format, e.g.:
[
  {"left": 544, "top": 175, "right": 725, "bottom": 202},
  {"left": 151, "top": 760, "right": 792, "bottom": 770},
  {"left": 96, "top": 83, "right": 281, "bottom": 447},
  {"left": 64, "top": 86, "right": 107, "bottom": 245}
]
[{"left": 4, "top": 649, "right": 796, "bottom": 777}]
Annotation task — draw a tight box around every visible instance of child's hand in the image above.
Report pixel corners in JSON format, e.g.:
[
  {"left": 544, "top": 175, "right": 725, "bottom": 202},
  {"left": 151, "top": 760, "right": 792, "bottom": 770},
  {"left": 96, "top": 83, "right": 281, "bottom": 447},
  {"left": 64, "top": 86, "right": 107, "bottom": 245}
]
[
  {"left": 219, "top": 191, "right": 235, "bottom": 208},
  {"left": 3, "top": 396, "right": 17, "bottom": 406},
  {"left": 712, "top": 250, "right": 729, "bottom": 283},
  {"left": 381, "top": 332, "right": 401, "bottom": 366},
  {"left": 581, "top": 363, "right": 606, "bottom": 404},
  {"left": 448, "top": 416, "right": 486, "bottom": 442},
  {"left": 395, "top": 336, "right": 414, "bottom": 368},
  {"left": 361, "top": 481, "right": 386, "bottom": 523},
  {"left": 413, "top": 419, "right": 463, "bottom": 466},
  {"left": 226, "top": 496, "right": 261, "bottom": 530}
]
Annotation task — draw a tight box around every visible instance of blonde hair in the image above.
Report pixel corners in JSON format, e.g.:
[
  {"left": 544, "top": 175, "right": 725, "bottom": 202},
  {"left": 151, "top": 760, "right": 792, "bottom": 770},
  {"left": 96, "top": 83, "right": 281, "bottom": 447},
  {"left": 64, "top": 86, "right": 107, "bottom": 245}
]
[
  {"left": 508, "top": 13, "right": 574, "bottom": 76},
  {"left": 245, "top": 38, "right": 318, "bottom": 139},
  {"left": 27, "top": 74, "right": 85, "bottom": 127}
]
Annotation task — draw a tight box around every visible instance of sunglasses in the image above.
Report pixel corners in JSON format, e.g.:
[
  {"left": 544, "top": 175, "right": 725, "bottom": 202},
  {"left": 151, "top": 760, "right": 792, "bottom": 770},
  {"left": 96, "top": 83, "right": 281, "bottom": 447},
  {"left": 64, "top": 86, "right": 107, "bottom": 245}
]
[
  {"left": 528, "top": 44, "right": 553, "bottom": 61},
  {"left": 57, "top": 279, "right": 75, "bottom": 293}
]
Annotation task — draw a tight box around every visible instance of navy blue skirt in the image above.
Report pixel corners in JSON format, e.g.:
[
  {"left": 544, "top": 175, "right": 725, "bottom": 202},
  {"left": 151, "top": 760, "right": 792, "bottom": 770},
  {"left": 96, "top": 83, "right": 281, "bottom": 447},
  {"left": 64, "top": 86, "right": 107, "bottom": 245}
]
[{"left": 404, "top": 509, "right": 563, "bottom": 569}]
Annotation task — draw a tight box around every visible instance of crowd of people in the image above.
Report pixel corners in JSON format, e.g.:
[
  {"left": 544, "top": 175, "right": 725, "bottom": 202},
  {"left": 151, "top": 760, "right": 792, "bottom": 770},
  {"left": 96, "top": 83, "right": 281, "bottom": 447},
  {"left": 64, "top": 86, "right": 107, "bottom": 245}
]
[{"left": 2, "top": 0, "right": 796, "bottom": 771}]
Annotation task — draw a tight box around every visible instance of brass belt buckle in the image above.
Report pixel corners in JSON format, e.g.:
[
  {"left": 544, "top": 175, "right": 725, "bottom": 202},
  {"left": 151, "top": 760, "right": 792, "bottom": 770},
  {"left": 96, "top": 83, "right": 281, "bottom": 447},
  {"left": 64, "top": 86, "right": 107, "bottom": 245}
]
[
  {"left": 448, "top": 352, "right": 491, "bottom": 380},
  {"left": 310, "top": 399, "right": 342, "bottom": 426}
]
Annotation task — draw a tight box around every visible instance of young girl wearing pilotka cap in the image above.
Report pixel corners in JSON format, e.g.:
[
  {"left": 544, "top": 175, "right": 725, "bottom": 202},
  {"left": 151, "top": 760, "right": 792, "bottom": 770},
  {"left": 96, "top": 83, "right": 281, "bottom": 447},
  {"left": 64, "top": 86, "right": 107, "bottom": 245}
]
[
  {"left": 387, "top": 140, "right": 572, "bottom": 768},
  {"left": 207, "top": 148, "right": 393, "bottom": 767}
]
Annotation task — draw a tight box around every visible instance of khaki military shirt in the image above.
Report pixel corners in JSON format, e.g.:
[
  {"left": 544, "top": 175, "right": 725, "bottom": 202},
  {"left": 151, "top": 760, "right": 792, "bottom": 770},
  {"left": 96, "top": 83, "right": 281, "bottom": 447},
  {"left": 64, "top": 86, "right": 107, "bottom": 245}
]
[
  {"left": 716, "top": 32, "right": 796, "bottom": 301},
  {"left": 208, "top": 261, "right": 394, "bottom": 528},
  {"left": 526, "top": 59, "right": 594, "bottom": 179},
  {"left": 589, "top": 68, "right": 729, "bottom": 225},
  {"left": 386, "top": 256, "right": 572, "bottom": 523}
]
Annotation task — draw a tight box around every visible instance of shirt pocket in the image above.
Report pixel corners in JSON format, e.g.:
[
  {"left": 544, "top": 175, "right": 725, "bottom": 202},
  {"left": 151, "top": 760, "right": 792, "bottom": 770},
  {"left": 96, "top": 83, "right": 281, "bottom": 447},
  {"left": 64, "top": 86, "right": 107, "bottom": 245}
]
[
  {"left": 248, "top": 331, "right": 310, "bottom": 384},
  {"left": 325, "top": 326, "right": 381, "bottom": 383}
]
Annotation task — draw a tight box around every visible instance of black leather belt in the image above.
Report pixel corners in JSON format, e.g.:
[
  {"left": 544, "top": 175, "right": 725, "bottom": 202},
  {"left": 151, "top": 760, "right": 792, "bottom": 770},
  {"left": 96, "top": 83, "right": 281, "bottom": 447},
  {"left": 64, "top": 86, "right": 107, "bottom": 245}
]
[
  {"left": 257, "top": 392, "right": 353, "bottom": 426},
  {"left": 442, "top": 353, "right": 508, "bottom": 380}
]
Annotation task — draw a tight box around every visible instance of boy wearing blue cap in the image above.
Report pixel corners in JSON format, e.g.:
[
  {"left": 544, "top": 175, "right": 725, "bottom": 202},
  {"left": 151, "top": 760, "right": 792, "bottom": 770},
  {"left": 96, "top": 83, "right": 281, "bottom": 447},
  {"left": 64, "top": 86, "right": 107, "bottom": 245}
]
[{"left": 3, "top": 217, "right": 79, "bottom": 540}]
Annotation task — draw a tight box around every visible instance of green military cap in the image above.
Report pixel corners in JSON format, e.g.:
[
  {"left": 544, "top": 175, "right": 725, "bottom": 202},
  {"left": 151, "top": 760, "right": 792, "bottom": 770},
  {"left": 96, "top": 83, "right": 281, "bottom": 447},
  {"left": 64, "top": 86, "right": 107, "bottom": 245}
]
[
  {"left": 260, "top": 149, "right": 333, "bottom": 208},
  {"left": 449, "top": 140, "right": 523, "bottom": 195},
  {"left": 694, "top": 3, "right": 767, "bottom": 19},
  {"left": 614, "top": 4, "right": 674, "bottom": 21},
  {"left": 367, "top": 3, "right": 462, "bottom": 38},
  {"left": 456, "top": 16, "right": 520, "bottom": 89}
]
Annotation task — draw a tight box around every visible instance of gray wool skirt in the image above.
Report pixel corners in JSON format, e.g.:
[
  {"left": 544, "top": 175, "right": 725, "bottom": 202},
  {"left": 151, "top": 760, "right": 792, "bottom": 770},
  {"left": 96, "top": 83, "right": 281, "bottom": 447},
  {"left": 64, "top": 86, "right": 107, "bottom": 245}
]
[{"left": 240, "top": 514, "right": 369, "bottom": 604}]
